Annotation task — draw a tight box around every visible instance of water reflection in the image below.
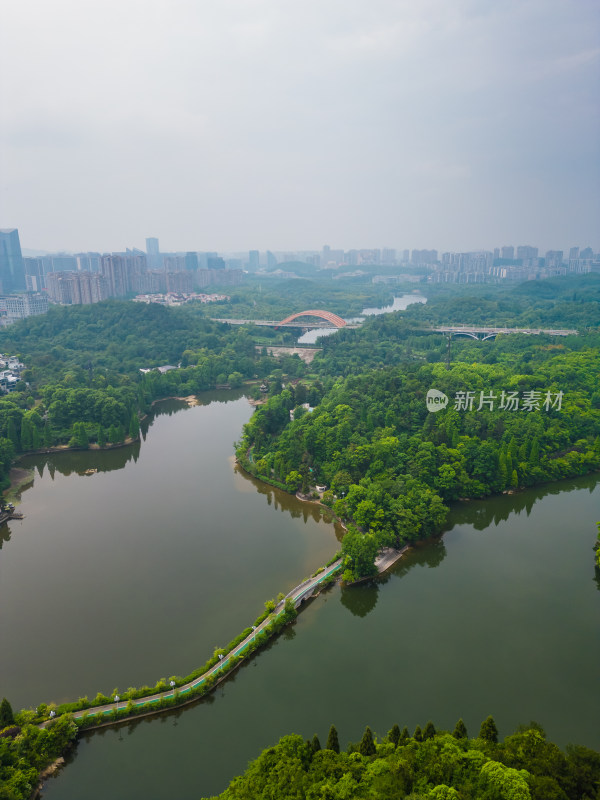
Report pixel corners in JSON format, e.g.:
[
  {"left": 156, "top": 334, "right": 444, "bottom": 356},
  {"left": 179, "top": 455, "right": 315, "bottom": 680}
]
[
  {"left": 0, "top": 524, "right": 12, "bottom": 550},
  {"left": 19, "top": 441, "right": 142, "bottom": 482},
  {"left": 16, "top": 390, "right": 249, "bottom": 490},
  {"left": 234, "top": 464, "right": 343, "bottom": 541},
  {"left": 445, "top": 473, "right": 599, "bottom": 532},
  {"left": 340, "top": 582, "right": 379, "bottom": 617}
]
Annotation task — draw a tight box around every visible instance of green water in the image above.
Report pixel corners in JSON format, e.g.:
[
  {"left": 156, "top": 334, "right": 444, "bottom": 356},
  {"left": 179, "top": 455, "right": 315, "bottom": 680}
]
[{"left": 0, "top": 392, "right": 597, "bottom": 798}]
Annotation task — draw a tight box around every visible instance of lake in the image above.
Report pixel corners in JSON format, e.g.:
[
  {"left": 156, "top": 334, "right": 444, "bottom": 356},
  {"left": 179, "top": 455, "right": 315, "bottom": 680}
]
[{"left": 0, "top": 392, "right": 598, "bottom": 799}]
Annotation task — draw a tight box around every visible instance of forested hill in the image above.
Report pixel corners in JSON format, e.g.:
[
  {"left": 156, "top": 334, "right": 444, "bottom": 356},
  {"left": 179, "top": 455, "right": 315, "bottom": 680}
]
[
  {"left": 309, "top": 274, "right": 600, "bottom": 379},
  {"left": 238, "top": 339, "right": 600, "bottom": 580},
  {"left": 0, "top": 300, "right": 234, "bottom": 381},
  {"left": 205, "top": 720, "right": 600, "bottom": 800},
  {"left": 405, "top": 272, "right": 600, "bottom": 328},
  {"left": 0, "top": 300, "right": 297, "bottom": 492}
]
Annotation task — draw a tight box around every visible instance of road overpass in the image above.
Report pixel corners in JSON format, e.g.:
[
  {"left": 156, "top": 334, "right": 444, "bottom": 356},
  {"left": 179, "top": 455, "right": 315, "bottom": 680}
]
[{"left": 430, "top": 325, "right": 578, "bottom": 339}]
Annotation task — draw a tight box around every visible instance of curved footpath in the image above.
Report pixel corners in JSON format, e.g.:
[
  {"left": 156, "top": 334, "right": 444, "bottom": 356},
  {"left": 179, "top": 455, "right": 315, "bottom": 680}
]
[
  {"left": 49, "top": 557, "right": 344, "bottom": 726},
  {"left": 41, "top": 545, "right": 408, "bottom": 729}
]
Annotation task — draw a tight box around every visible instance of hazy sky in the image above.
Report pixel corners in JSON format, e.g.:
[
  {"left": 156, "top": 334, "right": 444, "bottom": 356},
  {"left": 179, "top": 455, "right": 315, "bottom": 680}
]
[{"left": 1, "top": 0, "right": 598, "bottom": 254}]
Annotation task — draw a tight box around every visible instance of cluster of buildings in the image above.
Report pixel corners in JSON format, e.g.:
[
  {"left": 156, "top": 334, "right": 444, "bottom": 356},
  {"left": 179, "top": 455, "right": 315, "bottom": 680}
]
[
  {"left": 31, "top": 239, "right": 243, "bottom": 305},
  {"left": 1, "top": 228, "right": 599, "bottom": 322},
  {"left": 0, "top": 230, "right": 243, "bottom": 320},
  {"left": 133, "top": 292, "right": 229, "bottom": 306},
  {"left": 245, "top": 244, "right": 600, "bottom": 281},
  {"left": 0, "top": 354, "right": 25, "bottom": 393},
  {"left": 430, "top": 246, "right": 599, "bottom": 283}
]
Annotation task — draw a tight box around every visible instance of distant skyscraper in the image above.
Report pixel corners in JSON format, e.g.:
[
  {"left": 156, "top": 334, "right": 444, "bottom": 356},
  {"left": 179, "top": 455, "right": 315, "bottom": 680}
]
[
  {"left": 249, "top": 250, "right": 260, "bottom": 271},
  {"left": 545, "top": 250, "right": 563, "bottom": 268},
  {"left": 516, "top": 245, "right": 538, "bottom": 261},
  {"left": 24, "top": 257, "right": 45, "bottom": 291},
  {"left": 266, "top": 251, "right": 277, "bottom": 269},
  {"left": 185, "top": 252, "right": 199, "bottom": 271},
  {"left": 501, "top": 246, "right": 514, "bottom": 260},
  {"left": 411, "top": 249, "right": 438, "bottom": 265},
  {"left": 46, "top": 272, "right": 108, "bottom": 304},
  {"left": 146, "top": 237, "right": 160, "bottom": 268},
  {"left": 49, "top": 254, "right": 77, "bottom": 272},
  {"left": 0, "top": 229, "right": 26, "bottom": 293}
]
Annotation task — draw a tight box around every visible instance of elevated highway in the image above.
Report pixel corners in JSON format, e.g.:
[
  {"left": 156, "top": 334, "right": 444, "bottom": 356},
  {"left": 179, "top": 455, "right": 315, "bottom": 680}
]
[{"left": 430, "top": 325, "right": 578, "bottom": 340}]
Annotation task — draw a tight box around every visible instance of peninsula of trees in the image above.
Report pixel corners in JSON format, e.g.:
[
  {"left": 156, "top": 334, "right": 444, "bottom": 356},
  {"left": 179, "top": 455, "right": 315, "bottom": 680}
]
[{"left": 237, "top": 338, "right": 600, "bottom": 580}]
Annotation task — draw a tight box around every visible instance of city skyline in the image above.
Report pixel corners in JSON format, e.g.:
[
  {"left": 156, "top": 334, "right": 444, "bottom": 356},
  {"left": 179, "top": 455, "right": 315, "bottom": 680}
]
[
  {"left": 1, "top": 1, "right": 599, "bottom": 253},
  {"left": 14, "top": 237, "right": 600, "bottom": 263}
]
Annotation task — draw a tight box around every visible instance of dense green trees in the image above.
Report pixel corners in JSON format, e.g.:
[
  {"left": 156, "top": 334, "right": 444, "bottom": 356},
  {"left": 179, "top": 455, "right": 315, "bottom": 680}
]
[
  {"left": 306, "top": 273, "right": 600, "bottom": 381},
  {"left": 203, "top": 277, "right": 394, "bottom": 323},
  {"left": 326, "top": 725, "right": 340, "bottom": 754},
  {"left": 480, "top": 715, "right": 499, "bottom": 744},
  {"left": 205, "top": 719, "right": 600, "bottom": 800},
  {"left": 0, "top": 699, "right": 13, "bottom": 728},
  {"left": 0, "top": 299, "right": 307, "bottom": 490},
  {"left": 0, "top": 714, "right": 77, "bottom": 800},
  {"left": 238, "top": 338, "right": 600, "bottom": 580}
]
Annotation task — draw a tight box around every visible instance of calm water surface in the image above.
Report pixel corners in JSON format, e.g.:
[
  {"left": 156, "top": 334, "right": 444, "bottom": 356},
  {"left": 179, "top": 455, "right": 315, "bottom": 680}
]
[
  {"left": 1, "top": 392, "right": 340, "bottom": 711},
  {"left": 0, "top": 392, "right": 597, "bottom": 799}
]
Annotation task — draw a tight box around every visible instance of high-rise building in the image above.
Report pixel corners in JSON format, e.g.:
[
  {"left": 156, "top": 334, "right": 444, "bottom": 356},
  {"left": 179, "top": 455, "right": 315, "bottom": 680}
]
[
  {"left": 501, "top": 246, "right": 514, "bottom": 260},
  {"left": 185, "top": 252, "right": 199, "bottom": 271},
  {"left": 516, "top": 245, "right": 538, "bottom": 262},
  {"left": 266, "top": 251, "right": 277, "bottom": 269},
  {"left": 0, "top": 229, "right": 26, "bottom": 293},
  {"left": 76, "top": 252, "right": 102, "bottom": 272},
  {"left": 24, "top": 257, "right": 45, "bottom": 291},
  {"left": 146, "top": 237, "right": 161, "bottom": 268},
  {"left": 165, "top": 271, "right": 193, "bottom": 293},
  {"left": 46, "top": 271, "right": 109, "bottom": 304},
  {"left": 411, "top": 249, "right": 438, "bottom": 265},
  {"left": 545, "top": 250, "right": 564, "bottom": 268},
  {"left": 249, "top": 250, "right": 260, "bottom": 271},
  {"left": 101, "top": 255, "right": 128, "bottom": 297},
  {"left": 49, "top": 254, "right": 77, "bottom": 272}
]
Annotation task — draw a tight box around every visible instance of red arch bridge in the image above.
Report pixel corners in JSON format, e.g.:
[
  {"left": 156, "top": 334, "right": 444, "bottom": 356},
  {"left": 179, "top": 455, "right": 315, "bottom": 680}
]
[{"left": 212, "top": 310, "right": 354, "bottom": 329}]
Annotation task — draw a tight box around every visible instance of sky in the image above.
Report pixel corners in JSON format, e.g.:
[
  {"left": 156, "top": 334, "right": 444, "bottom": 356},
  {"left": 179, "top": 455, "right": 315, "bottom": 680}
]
[{"left": 1, "top": 0, "right": 599, "bottom": 255}]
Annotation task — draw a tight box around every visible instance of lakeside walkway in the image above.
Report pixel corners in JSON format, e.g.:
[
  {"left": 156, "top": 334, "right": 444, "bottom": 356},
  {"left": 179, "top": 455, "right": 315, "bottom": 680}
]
[
  {"left": 62, "top": 557, "right": 343, "bottom": 725},
  {"left": 43, "top": 543, "right": 411, "bottom": 728}
]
